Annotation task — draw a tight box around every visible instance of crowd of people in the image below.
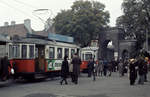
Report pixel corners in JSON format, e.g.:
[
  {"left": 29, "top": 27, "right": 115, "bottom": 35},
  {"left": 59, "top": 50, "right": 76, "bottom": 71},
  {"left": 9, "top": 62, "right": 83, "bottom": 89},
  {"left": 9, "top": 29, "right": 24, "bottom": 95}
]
[
  {"left": 60, "top": 53, "right": 149, "bottom": 86},
  {"left": 128, "top": 57, "right": 149, "bottom": 85}
]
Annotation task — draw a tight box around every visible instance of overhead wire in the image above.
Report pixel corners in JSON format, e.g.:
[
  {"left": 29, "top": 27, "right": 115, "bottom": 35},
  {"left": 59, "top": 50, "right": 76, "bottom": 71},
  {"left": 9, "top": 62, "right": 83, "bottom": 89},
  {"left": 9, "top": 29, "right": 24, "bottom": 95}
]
[
  {"left": 0, "top": 0, "right": 42, "bottom": 26},
  {"left": 12, "top": 0, "right": 38, "bottom": 9},
  {"left": 12, "top": 0, "right": 53, "bottom": 18},
  {"left": 12, "top": 0, "right": 54, "bottom": 25},
  {"left": 0, "top": 0, "right": 54, "bottom": 30}
]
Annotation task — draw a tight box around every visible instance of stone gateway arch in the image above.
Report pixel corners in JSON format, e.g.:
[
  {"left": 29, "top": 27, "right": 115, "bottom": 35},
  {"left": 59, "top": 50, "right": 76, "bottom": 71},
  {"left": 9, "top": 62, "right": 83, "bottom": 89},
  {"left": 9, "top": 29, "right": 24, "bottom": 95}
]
[{"left": 98, "top": 27, "right": 136, "bottom": 61}]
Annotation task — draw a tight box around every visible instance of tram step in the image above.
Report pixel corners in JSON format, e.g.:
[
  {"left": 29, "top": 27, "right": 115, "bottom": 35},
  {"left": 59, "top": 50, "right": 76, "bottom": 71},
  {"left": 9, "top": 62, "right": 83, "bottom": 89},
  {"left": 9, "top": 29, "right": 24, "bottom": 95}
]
[{"left": 34, "top": 74, "right": 46, "bottom": 79}]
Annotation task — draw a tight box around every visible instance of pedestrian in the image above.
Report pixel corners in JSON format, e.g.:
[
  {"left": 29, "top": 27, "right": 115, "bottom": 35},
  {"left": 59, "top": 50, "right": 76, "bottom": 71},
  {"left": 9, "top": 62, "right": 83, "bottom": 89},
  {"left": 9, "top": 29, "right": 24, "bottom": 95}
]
[
  {"left": 69, "top": 59, "right": 73, "bottom": 82},
  {"left": 118, "top": 60, "right": 123, "bottom": 77},
  {"left": 108, "top": 61, "right": 112, "bottom": 76},
  {"left": 111, "top": 60, "right": 116, "bottom": 72},
  {"left": 99, "top": 62, "right": 104, "bottom": 76},
  {"left": 1, "top": 56, "right": 11, "bottom": 81},
  {"left": 97, "top": 60, "right": 103, "bottom": 76},
  {"left": 60, "top": 55, "right": 69, "bottom": 85},
  {"left": 144, "top": 57, "right": 148, "bottom": 82},
  {"left": 103, "top": 60, "right": 108, "bottom": 76},
  {"left": 138, "top": 57, "right": 145, "bottom": 85},
  {"left": 71, "top": 53, "right": 81, "bottom": 84},
  {"left": 87, "top": 58, "right": 94, "bottom": 77},
  {"left": 92, "top": 59, "right": 97, "bottom": 81},
  {"left": 129, "top": 59, "right": 137, "bottom": 85}
]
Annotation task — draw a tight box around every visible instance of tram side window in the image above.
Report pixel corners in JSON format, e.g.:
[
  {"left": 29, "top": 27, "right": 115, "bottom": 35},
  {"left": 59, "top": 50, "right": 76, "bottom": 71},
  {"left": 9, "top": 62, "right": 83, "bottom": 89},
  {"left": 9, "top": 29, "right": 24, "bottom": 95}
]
[
  {"left": 35, "top": 48, "right": 38, "bottom": 58},
  {"left": 22, "top": 45, "right": 27, "bottom": 58},
  {"left": 82, "top": 54, "right": 84, "bottom": 61},
  {"left": 9, "top": 45, "right": 13, "bottom": 58},
  {"left": 29, "top": 45, "right": 34, "bottom": 58},
  {"left": 12, "top": 45, "right": 20, "bottom": 58},
  {"left": 49, "top": 47, "right": 55, "bottom": 59},
  {"left": 57, "top": 48, "right": 62, "bottom": 59},
  {"left": 71, "top": 49, "right": 75, "bottom": 58},
  {"left": 65, "top": 48, "right": 69, "bottom": 58}
]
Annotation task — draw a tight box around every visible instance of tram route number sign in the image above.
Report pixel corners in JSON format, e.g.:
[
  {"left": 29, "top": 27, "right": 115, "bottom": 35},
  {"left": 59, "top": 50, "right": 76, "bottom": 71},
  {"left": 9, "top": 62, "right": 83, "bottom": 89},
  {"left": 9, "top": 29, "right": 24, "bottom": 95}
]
[{"left": 47, "top": 59, "right": 62, "bottom": 71}]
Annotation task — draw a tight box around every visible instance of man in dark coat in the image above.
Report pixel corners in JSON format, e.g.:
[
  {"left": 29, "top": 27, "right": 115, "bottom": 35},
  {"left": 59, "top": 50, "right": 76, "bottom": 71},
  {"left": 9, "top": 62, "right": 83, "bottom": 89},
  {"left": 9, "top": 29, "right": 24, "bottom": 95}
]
[
  {"left": 87, "top": 58, "right": 94, "bottom": 77},
  {"left": 71, "top": 53, "right": 81, "bottom": 84},
  {"left": 60, "top": 55, "right": 69, "bottom": 85},
  {"left": 138, "top": 58, "right": 145, "bottom": 85},
  {"left": 103, "top": 60, "right": 108, "bottom": 76},
  {"left": 129, "top": 59, "right": 137, "bottom": 85}
]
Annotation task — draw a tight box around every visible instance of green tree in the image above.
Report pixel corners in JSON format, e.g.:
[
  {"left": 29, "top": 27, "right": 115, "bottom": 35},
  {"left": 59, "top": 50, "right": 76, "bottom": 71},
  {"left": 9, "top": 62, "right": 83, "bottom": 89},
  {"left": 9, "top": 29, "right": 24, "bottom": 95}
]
[
  {"left": 53, "top": 0, "right": 110, "bottom": 47},
  {"left": 116, "top": 0, "right": 150, "bottom": 52}
]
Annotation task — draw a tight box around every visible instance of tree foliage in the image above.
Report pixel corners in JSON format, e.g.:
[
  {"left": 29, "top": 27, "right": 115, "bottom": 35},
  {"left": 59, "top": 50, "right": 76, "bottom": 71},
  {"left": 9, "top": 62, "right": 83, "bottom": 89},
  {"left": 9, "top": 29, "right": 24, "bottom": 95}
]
[
  {"left": 116, "top": 0, "right": 150, "bottom": 51},
  {"left": 53, "top": 0, "right": 110, "bottom": 47}
]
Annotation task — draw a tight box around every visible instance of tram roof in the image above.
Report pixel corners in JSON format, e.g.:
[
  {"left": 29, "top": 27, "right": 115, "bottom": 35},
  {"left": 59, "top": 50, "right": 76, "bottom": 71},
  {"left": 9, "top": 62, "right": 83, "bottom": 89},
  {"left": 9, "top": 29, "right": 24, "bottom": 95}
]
[
  {"left": 12, "top": 38, "right": 54, "bottom": 45},
  {"left": 82, "top": 46, "right": 99, "bottom": 51},
  {"left": 12, "top": 37, "right": 80, "bottom": 47}
]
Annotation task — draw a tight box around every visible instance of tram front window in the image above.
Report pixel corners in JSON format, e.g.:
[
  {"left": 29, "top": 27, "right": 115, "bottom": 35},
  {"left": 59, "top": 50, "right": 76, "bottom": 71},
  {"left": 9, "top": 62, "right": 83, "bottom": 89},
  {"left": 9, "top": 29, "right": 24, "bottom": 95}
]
[{"left": 85, "top": 53, "right": 92, "bottom": 61}]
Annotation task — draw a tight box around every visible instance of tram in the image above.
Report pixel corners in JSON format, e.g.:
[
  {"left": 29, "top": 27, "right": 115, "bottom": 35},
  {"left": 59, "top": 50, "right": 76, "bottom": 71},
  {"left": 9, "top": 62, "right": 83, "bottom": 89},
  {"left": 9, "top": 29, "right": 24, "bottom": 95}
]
[
  {"left": 80, "top": 40, "right": 99, "bottom": 72},
  {"left": 8, "top": 37, "right": 80, "bottom": 79}
]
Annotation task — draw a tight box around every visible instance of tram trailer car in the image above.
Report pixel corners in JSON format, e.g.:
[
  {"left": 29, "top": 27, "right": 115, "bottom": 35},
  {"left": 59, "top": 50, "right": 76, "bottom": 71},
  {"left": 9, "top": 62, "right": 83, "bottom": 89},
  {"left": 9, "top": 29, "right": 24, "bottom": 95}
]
[
  {"left": 80, "top": 46, "right": 99, "bottom": 73},
  {"left": 8, "top": 38, "right": 80, "bottom": 79}
]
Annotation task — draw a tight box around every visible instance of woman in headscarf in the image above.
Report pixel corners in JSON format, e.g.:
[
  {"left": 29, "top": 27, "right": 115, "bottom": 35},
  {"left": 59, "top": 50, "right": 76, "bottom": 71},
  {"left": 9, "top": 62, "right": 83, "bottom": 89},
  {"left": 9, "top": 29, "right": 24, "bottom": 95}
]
[{"left": 60, "top": 55, "right": 69, "bottom": 85}]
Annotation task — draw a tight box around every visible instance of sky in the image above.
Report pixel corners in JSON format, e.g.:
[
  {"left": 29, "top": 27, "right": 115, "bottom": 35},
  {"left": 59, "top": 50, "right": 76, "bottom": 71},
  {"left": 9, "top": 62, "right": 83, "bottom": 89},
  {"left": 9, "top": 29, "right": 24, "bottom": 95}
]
[{"left": 0, "top": 0, "right": 123, "bottom": 31}]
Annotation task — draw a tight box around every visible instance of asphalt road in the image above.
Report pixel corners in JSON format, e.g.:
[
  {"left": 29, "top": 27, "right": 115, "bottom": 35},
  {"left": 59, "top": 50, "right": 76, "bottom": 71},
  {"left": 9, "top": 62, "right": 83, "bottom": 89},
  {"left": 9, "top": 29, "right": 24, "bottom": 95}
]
[{"left": 0, "top": 72, "right": 150, "bottom": 97}]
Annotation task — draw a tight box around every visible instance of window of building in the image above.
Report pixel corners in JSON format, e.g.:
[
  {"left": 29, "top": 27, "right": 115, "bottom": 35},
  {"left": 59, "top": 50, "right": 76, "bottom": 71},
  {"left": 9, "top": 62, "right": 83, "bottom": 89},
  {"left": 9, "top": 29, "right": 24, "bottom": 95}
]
[
  {"left": 57, "top": 48, "right": 62, "bottom": 59},
  {"left": 49, "top": 47, "right": 55, "bottom": 59}
]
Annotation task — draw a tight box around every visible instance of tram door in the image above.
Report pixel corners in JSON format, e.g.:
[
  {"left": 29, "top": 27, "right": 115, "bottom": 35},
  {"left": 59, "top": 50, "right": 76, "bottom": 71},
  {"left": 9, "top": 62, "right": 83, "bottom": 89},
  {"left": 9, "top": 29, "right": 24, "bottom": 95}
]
[{"left": 35, "top": 45, "right": 45, "bottom": 72}]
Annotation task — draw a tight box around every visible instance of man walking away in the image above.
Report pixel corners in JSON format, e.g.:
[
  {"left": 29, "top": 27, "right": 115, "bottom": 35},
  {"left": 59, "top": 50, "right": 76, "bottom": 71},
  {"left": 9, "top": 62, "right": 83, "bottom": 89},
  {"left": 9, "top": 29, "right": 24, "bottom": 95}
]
[
  {"left": 71, "top": 53, "right": 81, "bottom": 84},
  {"left": 87, "top": 58, "right": 94, "bottom": 77}
]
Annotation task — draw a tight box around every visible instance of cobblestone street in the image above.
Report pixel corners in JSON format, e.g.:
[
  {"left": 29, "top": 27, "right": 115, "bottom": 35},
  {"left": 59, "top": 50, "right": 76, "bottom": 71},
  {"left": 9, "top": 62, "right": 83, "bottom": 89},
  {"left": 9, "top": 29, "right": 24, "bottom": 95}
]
[{"left": 0, "top": 72, "right": 150, "bottom": 97}]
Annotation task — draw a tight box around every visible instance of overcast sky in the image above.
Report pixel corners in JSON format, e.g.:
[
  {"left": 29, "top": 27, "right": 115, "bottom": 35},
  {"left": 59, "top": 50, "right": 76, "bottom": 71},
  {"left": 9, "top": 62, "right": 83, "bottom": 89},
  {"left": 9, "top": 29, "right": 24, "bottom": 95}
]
[{"left": 0, "top": 0, "right": 123, "bottom": 31}]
